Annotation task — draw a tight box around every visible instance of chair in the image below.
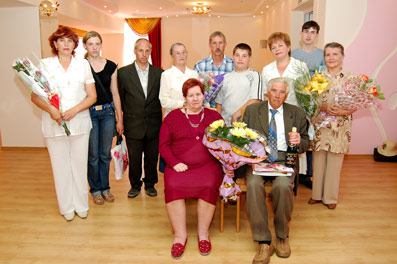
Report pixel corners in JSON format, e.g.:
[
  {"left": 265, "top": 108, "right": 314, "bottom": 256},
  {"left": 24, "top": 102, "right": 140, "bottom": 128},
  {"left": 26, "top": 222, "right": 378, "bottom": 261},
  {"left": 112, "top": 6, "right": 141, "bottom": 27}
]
[
  {"left": 219, "top": 172, "right": 298, "bottom": 233},
  {"left": 219, "top": 177, "right": 247, "bottom": 233}
]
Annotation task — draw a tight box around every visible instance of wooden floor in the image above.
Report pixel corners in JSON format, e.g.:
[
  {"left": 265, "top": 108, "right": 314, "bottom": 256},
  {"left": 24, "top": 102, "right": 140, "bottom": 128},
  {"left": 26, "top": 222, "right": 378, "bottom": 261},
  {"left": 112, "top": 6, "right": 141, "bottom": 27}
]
[{"left": 0, "top": 148, "right": 396, "bottom": 264}]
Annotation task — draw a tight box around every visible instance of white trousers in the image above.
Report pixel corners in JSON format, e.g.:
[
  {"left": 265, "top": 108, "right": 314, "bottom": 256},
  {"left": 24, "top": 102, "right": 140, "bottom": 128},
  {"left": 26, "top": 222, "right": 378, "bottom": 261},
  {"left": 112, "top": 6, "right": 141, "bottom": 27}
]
[{"left": 45, "top": 133, "right": 90, "bottom": 215}]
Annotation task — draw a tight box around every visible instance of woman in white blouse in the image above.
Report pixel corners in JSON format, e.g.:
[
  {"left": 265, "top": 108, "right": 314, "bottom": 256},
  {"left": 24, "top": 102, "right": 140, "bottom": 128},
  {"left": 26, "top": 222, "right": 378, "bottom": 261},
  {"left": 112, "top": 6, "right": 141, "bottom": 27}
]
[
  {"left": 31, "top": 26, "right": 96, "bottom": 221},
  {"left": 261, "top": 32, "right": 310, "bottom": 177},
  {"left": 159, "top": 43, "right": 198, "bottom": 117},
  {"left": 262, "top": 32, "right": 309, "bottom": 105}
]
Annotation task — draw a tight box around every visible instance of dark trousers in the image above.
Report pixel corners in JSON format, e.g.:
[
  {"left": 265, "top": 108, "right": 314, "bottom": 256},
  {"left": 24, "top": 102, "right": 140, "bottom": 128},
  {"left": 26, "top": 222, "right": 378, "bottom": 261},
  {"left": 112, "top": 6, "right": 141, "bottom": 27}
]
[{"left": 126, "top": 134, "right": 159, "bottom": 189}]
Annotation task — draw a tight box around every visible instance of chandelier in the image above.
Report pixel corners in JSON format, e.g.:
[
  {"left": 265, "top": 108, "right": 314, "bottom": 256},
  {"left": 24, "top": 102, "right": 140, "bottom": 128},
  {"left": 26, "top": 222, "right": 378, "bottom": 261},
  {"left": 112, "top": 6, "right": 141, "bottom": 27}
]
[
  {"left": 39, "top": 0, "right": 59, "bottom": 17},
  {"left": 190, "top": 3, "right": 212, "bottom": 15}
]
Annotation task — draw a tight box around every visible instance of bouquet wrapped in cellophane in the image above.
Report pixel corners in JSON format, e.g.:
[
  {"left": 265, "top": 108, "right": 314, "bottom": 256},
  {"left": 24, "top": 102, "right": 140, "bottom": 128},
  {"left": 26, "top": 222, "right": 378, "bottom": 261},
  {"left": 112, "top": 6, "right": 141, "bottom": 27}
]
[
  {"left": 202, "top": 120, "right": 269, "bottom": 202},
  {"left": 314, "top": 74, "right": 385, "bottom": 128},
  {"left": 12, "top": 57, "right": 70, "bottom": 136},
  {"left": 198, "top": 72, "right": 225, "bottom": 105},
  {"left": 294, "top": 70, "right": 330, "bottom": 124}
]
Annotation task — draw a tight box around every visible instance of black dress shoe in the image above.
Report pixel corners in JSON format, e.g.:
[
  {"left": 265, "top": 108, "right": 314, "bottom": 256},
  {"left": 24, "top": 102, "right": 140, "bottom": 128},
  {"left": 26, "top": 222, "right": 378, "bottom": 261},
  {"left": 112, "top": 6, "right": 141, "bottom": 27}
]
[
  {"left": 299, "top": 176, "right": 312, "bottom": 189},
  {"left": 145, "top": 187, "right": 157, "bottom": 197},
  {"left": 128, "top": 188, "right": 141, "bottom": 198}
]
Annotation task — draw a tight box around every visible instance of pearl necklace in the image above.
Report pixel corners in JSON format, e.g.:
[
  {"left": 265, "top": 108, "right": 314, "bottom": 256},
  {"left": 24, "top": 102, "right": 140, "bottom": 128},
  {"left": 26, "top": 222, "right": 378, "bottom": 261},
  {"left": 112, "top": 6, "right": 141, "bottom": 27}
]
[{"left": 184, "top": 107, "right": 204, "bottom": 128}]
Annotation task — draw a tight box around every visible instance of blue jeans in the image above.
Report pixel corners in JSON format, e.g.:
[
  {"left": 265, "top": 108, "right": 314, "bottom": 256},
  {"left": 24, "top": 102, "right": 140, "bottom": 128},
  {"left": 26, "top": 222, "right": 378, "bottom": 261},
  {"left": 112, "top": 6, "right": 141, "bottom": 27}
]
[{"left": 87, "top": 106, "right": 115, "bottom": 197}]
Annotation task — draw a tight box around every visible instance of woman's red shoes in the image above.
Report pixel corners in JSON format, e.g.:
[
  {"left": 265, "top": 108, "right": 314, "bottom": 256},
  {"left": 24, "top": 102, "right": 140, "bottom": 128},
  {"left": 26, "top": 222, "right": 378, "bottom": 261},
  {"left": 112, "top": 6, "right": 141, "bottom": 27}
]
[
  {"left": 198, "top": 238, "right": 211, "bottom": 256},
  {"left": 171, "top": 239, "right": 187, "bottom": 259}
]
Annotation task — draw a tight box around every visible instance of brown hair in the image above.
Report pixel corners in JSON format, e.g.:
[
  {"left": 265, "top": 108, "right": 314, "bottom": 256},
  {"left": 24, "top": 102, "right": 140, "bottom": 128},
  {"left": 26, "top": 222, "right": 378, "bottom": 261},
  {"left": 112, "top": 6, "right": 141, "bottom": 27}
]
[
  {"left": 182, "top": 78, "right": 205, "bottom": 97},
  {"left": 267, "top": 32, "right": 291, "bottom": 57},
  {"left": 82, "top": 31, "right": 103, "bottom": 58},
  {"left": 48, "top": 26, "right": 79, "bottom": 56},
  {"left": 209, "top": 31, "right": 226, "bottom": 43},
  {"left": 233, "top": 43, "right": 252, "bottom": 56},
  {"left": 324, "top": 42, "right": 344, "bottom": 56}
]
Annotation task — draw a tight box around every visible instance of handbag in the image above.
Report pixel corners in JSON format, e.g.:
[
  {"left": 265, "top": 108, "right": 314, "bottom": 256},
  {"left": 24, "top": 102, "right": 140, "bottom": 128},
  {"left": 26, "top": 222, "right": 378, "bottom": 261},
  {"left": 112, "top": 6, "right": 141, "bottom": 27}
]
[{"left": 111, "top": 135, "right": 129, "bottom": 180}]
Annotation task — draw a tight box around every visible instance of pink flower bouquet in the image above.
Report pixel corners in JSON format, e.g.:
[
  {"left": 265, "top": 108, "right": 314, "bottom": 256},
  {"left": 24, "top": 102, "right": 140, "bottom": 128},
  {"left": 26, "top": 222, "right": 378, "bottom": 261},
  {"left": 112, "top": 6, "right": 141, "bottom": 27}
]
[
  {"left": 12, "top": 57, "right": 70, "bottom": 136},
  {"left": 315, "top": 74, "right": 385, "bottom": 128},
  {"left": 202, "top": 120, "right": 269, "bottom": 202}
]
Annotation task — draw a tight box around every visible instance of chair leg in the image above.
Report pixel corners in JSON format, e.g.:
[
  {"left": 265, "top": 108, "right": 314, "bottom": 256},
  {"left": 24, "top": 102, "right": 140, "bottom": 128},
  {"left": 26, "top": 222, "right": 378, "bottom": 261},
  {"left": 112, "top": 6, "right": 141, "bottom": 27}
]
[
  {"left": 240, "top": 192, "right": 246, "bottom": 211},
  {"left": 220, "top": 200, "right": 224, "bottom": 233},
  {"left": 236, "top": 198, "right": 240, "bottom": 232}
]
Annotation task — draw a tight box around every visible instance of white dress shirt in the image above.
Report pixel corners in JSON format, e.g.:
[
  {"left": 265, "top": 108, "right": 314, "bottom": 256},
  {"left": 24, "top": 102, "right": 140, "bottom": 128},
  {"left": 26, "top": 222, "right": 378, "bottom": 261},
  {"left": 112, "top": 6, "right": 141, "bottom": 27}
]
[
  {"left": 135, "top": 62, "right": 149, "bottom": 98},
  {"left": 40, "top": 56, "right": 94, "bottom": 137},
  {"left": 262, "top": 57, "right": 309, "bottom": 106}
]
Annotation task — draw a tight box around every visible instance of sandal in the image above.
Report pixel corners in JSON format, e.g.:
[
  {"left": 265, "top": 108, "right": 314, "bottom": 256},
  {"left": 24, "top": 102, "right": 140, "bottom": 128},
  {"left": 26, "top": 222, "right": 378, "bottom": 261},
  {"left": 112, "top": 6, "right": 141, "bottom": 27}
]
[
  {"left": 103, "top": 192, "right": 115, "bottom": 203},
  {"left": 93, "top": 194, "right": 104, "bottom": 205}
]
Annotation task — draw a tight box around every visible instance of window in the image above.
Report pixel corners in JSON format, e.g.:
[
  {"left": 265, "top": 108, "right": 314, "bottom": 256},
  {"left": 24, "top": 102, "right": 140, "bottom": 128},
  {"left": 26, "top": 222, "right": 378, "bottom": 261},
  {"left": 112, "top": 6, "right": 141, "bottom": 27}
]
[
  {"left": 123, "top": 22, "right": 150, "bottom": 66},
  {"left": 304, "top": 11, "right": 313, "bottom": 22},
  {"left": 74, "top": 37, "right": 86, "bottom": 59}
]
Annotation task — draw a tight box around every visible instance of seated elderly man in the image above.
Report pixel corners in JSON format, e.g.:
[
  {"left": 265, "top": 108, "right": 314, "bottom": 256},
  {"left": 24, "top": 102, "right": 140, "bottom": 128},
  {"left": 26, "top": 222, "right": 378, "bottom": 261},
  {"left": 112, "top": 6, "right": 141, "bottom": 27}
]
[{"left": 243, "top": 77, "right": 309, "bottom": 264}]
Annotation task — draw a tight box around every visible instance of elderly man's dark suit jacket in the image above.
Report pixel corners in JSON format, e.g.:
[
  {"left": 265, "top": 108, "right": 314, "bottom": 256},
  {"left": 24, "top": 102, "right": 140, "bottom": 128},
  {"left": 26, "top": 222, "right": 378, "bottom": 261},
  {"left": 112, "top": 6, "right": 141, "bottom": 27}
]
[
  {"left": 243, "top": 101, "right": 309, "bottom": 156},
  {"left": 118, "top": 62, "right": 163, "bottom": 140}
]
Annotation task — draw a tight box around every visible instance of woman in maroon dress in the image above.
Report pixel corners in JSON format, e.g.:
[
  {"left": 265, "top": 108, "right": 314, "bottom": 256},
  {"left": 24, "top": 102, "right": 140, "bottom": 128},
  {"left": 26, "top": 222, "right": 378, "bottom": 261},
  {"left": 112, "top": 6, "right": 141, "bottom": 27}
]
[{"left": 159, "top": 78, "right": 228, "bottom": 259}]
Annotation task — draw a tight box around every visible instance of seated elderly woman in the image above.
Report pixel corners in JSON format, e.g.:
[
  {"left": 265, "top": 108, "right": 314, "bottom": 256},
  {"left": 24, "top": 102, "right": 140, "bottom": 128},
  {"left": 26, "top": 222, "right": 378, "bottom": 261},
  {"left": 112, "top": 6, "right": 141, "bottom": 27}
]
[{"left": 159, "top": 78, "right": 226, "bottom": 259}]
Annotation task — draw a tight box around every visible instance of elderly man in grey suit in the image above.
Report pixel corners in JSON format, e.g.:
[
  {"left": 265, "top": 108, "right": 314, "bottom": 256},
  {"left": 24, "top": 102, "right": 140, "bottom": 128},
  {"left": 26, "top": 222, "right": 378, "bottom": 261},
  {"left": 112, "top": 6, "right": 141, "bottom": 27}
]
[
  {"left": 243, "top": 77, "right": 309, "bottom": 264},
  {"left": 118, "top": 38, "right": 163, "bottom": 198}
]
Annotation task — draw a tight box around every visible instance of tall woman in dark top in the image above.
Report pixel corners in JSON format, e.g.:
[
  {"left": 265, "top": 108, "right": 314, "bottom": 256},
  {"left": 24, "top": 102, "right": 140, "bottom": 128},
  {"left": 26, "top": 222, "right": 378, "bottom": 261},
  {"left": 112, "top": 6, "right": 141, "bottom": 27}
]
[
  {"left": 83, "top": 31, "right": 124, "bottom": 205},
  {"left": 159, "top": 78, "right": 229, "bottom": 259}
]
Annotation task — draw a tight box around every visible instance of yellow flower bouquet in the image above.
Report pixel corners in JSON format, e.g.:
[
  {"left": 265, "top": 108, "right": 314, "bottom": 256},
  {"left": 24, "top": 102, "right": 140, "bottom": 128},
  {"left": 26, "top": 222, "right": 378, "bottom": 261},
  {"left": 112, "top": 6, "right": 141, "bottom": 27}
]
[
  {"left": 294, "top": 70, "right": 330, "bottom": 123},
  {"left": 203, "top": 120, "right": 269, "bottom": 202}
]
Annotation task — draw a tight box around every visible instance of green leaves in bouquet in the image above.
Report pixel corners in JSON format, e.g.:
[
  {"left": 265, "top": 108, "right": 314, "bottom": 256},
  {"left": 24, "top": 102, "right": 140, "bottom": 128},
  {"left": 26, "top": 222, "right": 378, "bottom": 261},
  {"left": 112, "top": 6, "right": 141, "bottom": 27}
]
[{"left": 13, "top": 61, "right": 29, "bottom": 76}]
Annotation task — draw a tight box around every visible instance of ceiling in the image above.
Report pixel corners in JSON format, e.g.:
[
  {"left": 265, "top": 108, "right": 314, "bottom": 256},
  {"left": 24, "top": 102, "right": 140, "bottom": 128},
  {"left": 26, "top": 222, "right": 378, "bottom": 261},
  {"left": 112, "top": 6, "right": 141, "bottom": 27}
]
[{"left": 80, "top": 0, "right": 279, "bottom": 18}]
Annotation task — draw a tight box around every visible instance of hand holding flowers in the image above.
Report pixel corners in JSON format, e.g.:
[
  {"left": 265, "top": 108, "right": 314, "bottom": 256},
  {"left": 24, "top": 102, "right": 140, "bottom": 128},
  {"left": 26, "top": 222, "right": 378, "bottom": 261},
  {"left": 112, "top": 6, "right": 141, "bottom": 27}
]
[
  {"left": 198, "top": 72, "right": 225, "bottom": 105},
  {"left": 315, "top": 73, "right": 385, "bottom": 128},
  {"left": 12, "top": 57, "right": 71, "bottom": 135}
]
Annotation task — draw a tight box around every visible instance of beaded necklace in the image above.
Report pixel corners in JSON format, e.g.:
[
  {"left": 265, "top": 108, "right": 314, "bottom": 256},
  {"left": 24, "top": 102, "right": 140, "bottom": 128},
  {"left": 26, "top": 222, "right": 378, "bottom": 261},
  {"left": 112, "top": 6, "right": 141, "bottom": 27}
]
[{"left": 184, "top": 107, "right": 204, "bottom": 128}]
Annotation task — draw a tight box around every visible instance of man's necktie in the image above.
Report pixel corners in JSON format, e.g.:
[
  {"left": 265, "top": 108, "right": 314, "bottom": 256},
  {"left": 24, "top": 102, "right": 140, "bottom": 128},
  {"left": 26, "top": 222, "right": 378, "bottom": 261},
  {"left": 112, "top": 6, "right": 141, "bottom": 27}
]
[{"left": 268, "top": 109, "right": 278, "bottom": 163}]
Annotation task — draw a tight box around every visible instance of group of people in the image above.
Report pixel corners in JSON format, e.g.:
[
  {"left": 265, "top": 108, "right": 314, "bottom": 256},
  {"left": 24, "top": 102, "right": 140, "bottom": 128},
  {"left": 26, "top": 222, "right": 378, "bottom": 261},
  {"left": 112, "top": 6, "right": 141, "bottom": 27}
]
[{"left": 31, "top": 20, "right": 356, "bottom": 263}]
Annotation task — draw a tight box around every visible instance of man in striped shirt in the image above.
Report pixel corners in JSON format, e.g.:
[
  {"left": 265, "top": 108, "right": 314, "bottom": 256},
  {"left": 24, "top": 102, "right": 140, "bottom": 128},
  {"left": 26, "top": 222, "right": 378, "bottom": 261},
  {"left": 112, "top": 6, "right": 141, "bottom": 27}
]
[{"left": 194, "top": 31, "right": 234, "bottom": 107}]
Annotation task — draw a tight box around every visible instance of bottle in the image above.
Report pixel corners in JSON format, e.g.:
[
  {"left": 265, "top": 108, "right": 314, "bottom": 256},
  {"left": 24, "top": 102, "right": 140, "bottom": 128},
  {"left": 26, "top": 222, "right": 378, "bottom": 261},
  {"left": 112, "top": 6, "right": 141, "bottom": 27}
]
[{"left": 285, "top": 127, "right": 298, "bottom": 168}]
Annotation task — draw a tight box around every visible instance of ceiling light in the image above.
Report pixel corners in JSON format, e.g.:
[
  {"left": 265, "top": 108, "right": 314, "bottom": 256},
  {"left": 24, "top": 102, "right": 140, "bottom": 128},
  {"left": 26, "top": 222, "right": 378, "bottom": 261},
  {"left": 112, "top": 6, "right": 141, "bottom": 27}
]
[
  {"left": 159, "top": 7, "right": 162, "bottom": 10},
  {"left": 39, "top": 0, "right": 59, "bottom": 17},
  {"left": 104, "top": 5, "right": 107, "bottom": 8},
  {"left": 266, "top": 5, "right": 269, "bottom": 8},
  {"left": 190, "top": 3, "right": 212, "bottom": 15}
]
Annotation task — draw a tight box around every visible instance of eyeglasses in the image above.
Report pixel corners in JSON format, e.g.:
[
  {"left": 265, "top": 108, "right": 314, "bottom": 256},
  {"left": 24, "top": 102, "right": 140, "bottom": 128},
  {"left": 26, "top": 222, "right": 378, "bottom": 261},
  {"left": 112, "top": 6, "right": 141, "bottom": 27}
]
[{"left": 174, "top": 51, "right": 187, "bottom": 56}]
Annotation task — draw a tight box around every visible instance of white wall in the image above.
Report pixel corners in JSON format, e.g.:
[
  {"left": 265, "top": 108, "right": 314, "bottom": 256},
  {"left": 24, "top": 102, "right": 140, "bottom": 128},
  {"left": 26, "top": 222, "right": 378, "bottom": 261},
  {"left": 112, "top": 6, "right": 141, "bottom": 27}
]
[
  {"left": 161, "top": 16, "right": 267, "bottom": 72},
  {"left": 0, "top": 6, "right": 45, "bottom": 147}
]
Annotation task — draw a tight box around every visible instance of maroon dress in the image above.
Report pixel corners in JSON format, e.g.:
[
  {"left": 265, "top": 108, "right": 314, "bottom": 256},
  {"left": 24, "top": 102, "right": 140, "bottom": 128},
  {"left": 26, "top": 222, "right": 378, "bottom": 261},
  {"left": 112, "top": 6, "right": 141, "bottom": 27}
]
[{"left": 159, "top": 108, "right": 223, "bottom": 205}]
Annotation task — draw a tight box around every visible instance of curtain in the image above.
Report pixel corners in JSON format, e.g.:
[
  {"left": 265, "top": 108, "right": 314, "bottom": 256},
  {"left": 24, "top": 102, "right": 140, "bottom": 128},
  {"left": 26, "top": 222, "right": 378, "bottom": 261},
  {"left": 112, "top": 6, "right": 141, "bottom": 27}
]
[
  {"left": 125, "top": 18, "right": 162, "bottom": 68},
  {"left": 148, "top": 20, "right": 161, "bottom": 68}
]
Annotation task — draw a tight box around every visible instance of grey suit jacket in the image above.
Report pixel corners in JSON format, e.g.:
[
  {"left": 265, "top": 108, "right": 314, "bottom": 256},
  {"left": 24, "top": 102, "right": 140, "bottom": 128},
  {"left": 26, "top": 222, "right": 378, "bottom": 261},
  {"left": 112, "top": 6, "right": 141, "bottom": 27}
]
[
  {"left": 118, "top": 62, "right": 163, "bottom": 140},
  {"left": 243, "top": 101, "right": 310, "bottom": 161}
]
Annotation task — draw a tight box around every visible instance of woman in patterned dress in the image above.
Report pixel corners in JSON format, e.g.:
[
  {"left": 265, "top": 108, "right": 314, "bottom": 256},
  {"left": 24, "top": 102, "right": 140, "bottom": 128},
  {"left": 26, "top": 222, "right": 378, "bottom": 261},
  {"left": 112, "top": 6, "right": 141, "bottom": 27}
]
[{"left": 308, "top": 42, "right": 356, "bottom": 209}]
